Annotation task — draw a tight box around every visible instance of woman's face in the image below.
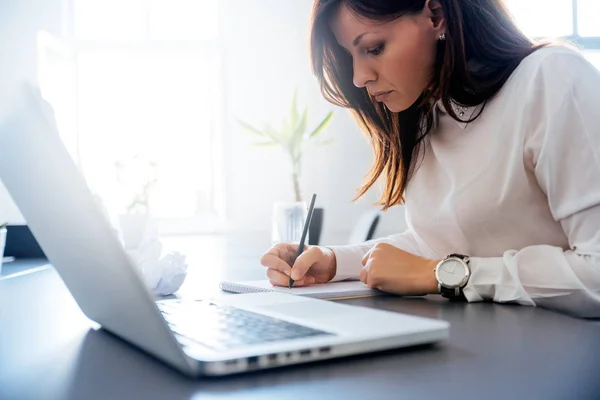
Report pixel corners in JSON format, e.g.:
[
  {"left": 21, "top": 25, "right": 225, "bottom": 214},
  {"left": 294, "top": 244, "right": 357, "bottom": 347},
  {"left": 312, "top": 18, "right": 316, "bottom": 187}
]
[{"left": 330, "top": 1, "right": 444, "bottom": 112}]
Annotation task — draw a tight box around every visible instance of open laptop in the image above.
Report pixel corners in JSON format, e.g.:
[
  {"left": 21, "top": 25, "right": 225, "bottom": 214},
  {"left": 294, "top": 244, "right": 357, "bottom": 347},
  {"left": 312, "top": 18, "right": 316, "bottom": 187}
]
[{"left": 0, "top": 85, "right": 449, "bottom": 377}]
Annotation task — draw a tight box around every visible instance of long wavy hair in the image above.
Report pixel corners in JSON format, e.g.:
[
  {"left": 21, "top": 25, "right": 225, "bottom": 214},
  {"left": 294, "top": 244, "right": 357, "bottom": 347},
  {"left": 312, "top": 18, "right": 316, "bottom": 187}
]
[{"left": 310, "top": 0, "right": 544, "bottom": 209}]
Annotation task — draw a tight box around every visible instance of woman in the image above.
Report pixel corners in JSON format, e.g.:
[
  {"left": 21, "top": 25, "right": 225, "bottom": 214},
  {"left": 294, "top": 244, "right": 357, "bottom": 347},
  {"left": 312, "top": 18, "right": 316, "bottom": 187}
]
[{"left": 260, "top": 0, "right": 600, "bottom": 318}]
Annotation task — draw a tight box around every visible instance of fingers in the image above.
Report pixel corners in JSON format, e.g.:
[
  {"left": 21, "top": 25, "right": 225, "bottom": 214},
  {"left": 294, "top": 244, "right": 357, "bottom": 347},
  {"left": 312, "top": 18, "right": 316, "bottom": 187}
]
[
  {"left": 361, "top": 244, "right": 389, "bottom": 289},
  {"left": 361, "top": 243, "right": 379, "bottom": 266},
  {"left": 360, "top": 266, "right": 378, "bottom": 289},
  {"left": 361, "top": 249, "right": 371, "bottom": 266},
  {"left": 361, "top": 242, "right": 392, "bottom": 266},
  {"left": 289, "top": 246, "right": 321, "bottom": 281},
  {"left": 260, "top": 243, "right": 316, "bottom": 284},
  {"left": 359, "top": 268, "right": 368, "bottom": 285},
  {"left": 260, "top": 243, "right": 298, "bottom": 276},
  {"left": 260, "top": 253, "right": 292, "bottom": 277},
  {"left": 266, "top": 268, "right": 315, "bottom": 287},
  {"left": 361, "top": 247, "right": 375, "bottom": 288}
]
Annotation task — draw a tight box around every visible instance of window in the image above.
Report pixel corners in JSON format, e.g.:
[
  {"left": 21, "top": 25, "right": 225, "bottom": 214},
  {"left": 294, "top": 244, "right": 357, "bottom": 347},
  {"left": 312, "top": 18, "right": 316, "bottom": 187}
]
[
  {"left": 578, "top": 1, "right": 600, "bottom": 37},
  {"left": 38, "top": 0, "right": 225, "bottom": 234},
  {"left": 505, "top": 0, "right": 600, "bottom": 71},
  {"left": 506, "top": 0, "right": 574, "bottom": 38},
  {"left": 505, "top": 0, "right": 600, "bottom": 50}
]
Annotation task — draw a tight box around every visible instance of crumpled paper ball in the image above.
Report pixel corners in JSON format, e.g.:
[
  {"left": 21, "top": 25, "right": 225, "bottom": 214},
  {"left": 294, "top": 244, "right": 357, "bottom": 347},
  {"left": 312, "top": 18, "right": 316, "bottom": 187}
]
[
  {"left": 125, "top": 224, "right": 188, "bottom": 296},
  {"left": 91, "top": 194, "right": 188, "bottom": 295}
]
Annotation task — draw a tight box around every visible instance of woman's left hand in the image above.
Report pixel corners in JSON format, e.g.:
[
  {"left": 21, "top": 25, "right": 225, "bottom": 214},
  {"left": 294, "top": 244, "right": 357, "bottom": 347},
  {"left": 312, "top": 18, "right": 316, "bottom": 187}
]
[{"left": 360, "top": 243, "right": 441, "bottom": 296}]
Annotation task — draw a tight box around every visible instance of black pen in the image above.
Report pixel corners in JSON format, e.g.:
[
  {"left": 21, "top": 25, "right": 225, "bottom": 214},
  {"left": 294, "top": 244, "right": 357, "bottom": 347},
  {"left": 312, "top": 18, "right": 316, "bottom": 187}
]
[{"left": 289, "top": 193, "right": 317, "bottom": 288}]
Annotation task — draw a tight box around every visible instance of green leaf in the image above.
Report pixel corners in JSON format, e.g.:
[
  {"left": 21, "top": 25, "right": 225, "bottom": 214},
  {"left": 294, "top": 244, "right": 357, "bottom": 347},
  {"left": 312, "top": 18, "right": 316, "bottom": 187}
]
[
  {"left": 282, "top": 119, "right": 293, "bottom": 138},
  {"left": 265, "top": 124, "right": 286, "bottom": 145},
  {"left": 237, "top": 119, "right": 266, "bottom": 137},
  {"left": 293, "top": 107, "right": 308, "bottom": 140},
  {"left": 308, "top": 111, "right": 334, "bottom": 139},
  {"left": 290, "top": 89, "right": 299, "bottom": 129}
]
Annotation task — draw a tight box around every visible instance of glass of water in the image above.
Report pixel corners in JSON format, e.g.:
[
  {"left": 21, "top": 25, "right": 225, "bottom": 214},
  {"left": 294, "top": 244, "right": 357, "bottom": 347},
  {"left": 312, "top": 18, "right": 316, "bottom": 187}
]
[
  {"left": 271, "top": 201, "right": 308, "bottom": 244},
  {"left": 0, "top": 227, "right": 6, "bottom": 275}
]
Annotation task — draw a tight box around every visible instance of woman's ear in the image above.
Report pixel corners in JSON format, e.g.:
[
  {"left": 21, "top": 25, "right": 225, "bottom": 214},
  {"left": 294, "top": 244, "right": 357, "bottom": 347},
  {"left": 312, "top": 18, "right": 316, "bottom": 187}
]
[{"left": 425, "top": 0, "right": 446, "bottom": 35}]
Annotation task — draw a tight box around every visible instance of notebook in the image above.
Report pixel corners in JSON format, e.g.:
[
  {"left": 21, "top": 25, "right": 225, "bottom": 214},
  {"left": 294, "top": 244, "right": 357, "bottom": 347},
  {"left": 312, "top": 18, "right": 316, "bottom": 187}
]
[{"left": 219, "top": 280, "right": 384, "bottom": 300}]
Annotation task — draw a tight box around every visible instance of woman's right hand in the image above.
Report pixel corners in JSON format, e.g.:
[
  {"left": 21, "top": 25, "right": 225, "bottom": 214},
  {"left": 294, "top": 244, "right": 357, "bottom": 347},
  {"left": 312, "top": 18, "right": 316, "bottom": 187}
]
[{"left": 260, "top": 243, "right": 337, "bottom": 287}]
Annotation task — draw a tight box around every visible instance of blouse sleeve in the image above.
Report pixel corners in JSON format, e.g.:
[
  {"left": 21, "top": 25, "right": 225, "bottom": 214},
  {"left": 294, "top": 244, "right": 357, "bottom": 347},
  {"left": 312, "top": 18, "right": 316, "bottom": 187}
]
[
  {"left": 463, "top": 50, "right": 600, "bottom": 318},
  {"left": 327, "top": 228, "right": 432, "bottom": 282}
]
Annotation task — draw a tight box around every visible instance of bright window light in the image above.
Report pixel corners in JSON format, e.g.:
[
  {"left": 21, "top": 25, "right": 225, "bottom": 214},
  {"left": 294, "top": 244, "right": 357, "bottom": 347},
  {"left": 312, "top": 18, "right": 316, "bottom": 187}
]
[
  {"left": 148, "top": 0, "right": 219, "bottom": 41},
  {"left": 75, "top": 0, "right": 146, "bottom": 41},
  {"left": 505, "top": 0, "right": 573, "bottom": 38},
  {"left": 39, "top": 0, "right": 224, "bottom": 233},
  {"left": 76, "top": 50, "right": 220, "bottom": 220},
  {"left": 578, "top": 0, "right": 600, "bottom": 37}
]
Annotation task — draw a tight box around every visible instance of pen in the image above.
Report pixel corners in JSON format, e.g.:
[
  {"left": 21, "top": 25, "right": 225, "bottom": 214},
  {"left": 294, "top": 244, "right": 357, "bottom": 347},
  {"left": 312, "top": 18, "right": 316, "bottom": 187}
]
[{"left": 289, "top": 193, "right": 317, "bottom": 288}]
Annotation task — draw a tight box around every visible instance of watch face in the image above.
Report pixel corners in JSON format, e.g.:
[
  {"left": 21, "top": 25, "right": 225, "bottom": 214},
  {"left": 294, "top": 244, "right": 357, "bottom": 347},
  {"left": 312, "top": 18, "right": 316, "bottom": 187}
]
[{"left": 437, "top": 259, "right": 468, "bottom": 287}]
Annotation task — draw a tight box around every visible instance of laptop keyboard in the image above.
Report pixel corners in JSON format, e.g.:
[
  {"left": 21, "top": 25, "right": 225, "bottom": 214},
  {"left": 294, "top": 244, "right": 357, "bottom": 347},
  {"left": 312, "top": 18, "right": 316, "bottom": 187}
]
[{"left": 157, "top": 300, "right": 332, "bottom": 351}]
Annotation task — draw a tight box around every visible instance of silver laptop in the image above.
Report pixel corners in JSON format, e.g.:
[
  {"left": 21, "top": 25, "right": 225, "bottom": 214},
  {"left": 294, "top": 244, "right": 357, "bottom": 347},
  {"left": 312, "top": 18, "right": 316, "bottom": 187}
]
[{"left": 0, "top": 85, "right": 449, "bottom": 377}]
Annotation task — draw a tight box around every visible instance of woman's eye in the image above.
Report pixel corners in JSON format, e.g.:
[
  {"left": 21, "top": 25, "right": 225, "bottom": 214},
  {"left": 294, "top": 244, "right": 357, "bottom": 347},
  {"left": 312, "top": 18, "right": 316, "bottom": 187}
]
[{"left": 366, "top": 44, "right": 384, "bottom": 56}]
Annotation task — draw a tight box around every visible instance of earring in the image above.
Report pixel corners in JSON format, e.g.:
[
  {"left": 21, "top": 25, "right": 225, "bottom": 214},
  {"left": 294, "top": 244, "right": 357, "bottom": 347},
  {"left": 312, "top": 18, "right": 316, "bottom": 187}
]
[{"left": 439, "top": 33, "right": 446, "bottom": 41}]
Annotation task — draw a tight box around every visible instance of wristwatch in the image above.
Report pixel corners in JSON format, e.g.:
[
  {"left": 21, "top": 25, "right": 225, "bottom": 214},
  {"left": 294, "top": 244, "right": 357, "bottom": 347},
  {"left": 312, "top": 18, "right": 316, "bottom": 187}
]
[{"left": 434, "top": 253, "right": 470, "bottom": 299}]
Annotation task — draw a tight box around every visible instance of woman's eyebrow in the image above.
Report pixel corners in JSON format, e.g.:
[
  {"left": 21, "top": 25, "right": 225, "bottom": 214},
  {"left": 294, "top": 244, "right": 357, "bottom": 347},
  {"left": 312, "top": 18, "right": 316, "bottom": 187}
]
[{"left": 353, "top": 32, "right": 368, "bottom": 46}]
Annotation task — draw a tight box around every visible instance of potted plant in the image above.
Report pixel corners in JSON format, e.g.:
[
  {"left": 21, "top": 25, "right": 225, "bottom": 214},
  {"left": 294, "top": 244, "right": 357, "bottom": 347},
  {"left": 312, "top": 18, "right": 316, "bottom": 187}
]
[
  {"left": 114, "top": 154, "right": 159, "bottom": 249},
  {"left": 237, "top": 90, "right": 334, "bottom": 244}
]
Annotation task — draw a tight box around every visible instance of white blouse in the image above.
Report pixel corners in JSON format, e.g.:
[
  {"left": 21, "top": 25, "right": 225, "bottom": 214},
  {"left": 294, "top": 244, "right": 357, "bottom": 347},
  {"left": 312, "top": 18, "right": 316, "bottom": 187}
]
[{"left": 329, "top": 46, "right": 600, "bottom": 318}]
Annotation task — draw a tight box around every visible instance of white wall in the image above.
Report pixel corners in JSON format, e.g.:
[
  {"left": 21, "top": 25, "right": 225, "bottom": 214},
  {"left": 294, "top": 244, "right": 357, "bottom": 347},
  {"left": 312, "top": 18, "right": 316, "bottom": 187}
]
[
  {"left": 220, "top": 0, "right": 407, "bottom": 244},
  {"left": 0, "top": 0, "right": 64, "bottom": 225},
  {"left": 0, "top": 0, "right": 408, "bottom": 243}
]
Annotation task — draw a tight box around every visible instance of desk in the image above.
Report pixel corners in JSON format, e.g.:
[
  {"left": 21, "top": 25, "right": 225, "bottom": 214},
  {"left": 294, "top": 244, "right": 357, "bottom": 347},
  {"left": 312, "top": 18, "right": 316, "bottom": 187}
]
[{"left": 1, "top": 235, "right": 599, "bottom": 400}]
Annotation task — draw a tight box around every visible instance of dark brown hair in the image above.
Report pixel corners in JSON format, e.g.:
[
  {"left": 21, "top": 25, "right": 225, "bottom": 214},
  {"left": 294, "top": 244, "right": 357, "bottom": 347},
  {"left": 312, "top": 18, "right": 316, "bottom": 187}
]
[{"left": 310, "top": 0, "right": 544, "bottom": 209}]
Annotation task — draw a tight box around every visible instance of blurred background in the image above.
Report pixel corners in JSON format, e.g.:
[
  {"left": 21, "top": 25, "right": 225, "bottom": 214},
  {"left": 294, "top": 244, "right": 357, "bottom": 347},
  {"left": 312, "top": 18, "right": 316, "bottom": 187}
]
[{"left": 0, "top": 0, "right": 599, "bottom": 247}]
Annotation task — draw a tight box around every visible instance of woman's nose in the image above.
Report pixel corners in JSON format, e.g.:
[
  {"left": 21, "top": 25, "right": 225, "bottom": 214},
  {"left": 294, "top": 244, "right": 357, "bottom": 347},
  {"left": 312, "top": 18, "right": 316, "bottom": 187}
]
[{"left": 353, "top": 59, "right": 376, "bottom": 88}]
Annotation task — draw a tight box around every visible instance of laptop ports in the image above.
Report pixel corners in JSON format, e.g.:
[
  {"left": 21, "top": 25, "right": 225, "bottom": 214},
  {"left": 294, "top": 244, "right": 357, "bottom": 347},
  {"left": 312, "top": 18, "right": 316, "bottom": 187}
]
[{"left": 247, "top": 356, "right": 259, "bottom": 367}]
